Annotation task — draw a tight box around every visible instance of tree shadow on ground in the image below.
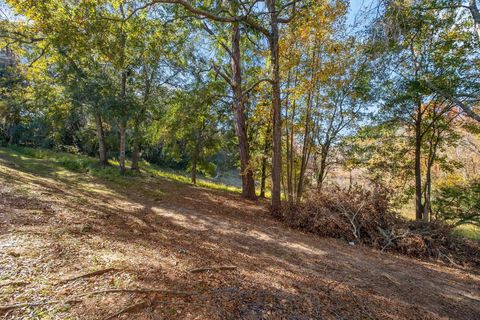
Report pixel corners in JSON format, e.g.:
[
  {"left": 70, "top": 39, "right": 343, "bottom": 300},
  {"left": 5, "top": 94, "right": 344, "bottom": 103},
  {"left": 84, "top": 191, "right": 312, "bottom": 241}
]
[{"left": 0, "top": 152, "right": 479, "bottom": 319}]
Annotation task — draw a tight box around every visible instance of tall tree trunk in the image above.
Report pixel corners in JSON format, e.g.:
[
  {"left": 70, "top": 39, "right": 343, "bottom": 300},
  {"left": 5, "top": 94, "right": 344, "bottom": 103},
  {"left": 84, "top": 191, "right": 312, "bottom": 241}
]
[
  {"left": 131, "top": 140, "right": 140, "bottom": 172},
  {"left": 296, "top": 47, "right": 318, "bottom": 202},
  {"left": 94, "top": 114, "right": 108, "bottom": 166},
  {"left": 260, "top": 154, "right": 268, "bottom": 198},
  {"left": 423, "top": 163, "right": 432, "bottom": 222},
  {"left": 414, "top": 103, "right": 424, "bottom": 220},
  {"left": 267, "top": 0, "right": 282, "bottom": 211},
  {"left": 231, "top": 20, "right": 256, "bottom": 200},
  {"left": 424, "top": 126, "right": 442, "bottom": 222},
  {"left": 132, "top": 64, "right": 152, "bottom": 173},
  {"left": 7, "top": 123, "right": 15, "bottom": 145},
  {"left": 411, "top": 43, "right": 425, "bottom": 220},
  {"left": 284, "top": 70, "right": 294, "bottom": 206},
  {"left": 260, "top": 123, "right": 272, "bottom": 198},
  {"left": 119, "top": 70, "right": 127, "bottom": 175},
  {"left": 191, "top": 138, "right": 200, "bottom": 185},
  {"left": 423, "top": 140, "right": 434, "bottom": 222},
  {"left": 119, "top": 121, "right": 126, "bottom": 175},
  {"left": 317, "top": 146, "right": 329, "bottom": 190},
  {"left": 296, "top": 91, "right": 313, "bottom": 203}
]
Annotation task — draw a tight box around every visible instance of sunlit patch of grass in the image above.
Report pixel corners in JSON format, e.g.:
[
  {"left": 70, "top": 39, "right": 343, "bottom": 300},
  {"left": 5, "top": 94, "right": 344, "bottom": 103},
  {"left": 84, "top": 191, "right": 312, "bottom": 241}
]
[
  {"left": 1, "top": 146, "right": 130, "bottom": 182},
  {"left": 197, "top": 179, "right": 241, "bottom": 193},
  {"left": 393, "top": 201, "right": 480, "bottom": 241},
  {"left": 0, "top": 145, "right": 263, "bottom": 198},
  {"left": 142, "top": 162, "right": 242, "bottom": 193},
  {"left": 261, "top": 190, "right": 272, "bottom": 199},
  {"left": 454, "top": 224, "right": 480, "bottom": 241}
]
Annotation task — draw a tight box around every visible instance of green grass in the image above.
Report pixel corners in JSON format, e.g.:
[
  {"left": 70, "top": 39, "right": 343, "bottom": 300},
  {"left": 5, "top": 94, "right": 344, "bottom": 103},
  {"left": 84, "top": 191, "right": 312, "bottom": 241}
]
[
  {"left": 140, "top": 161, "right": 242, "bottom": 193},
  {"left": 454, "top": 224, "right": 480, "bottom": 241},
  {"left": 397, "top": 201, "right": 479, "bottom": 241},
  {"left": 0, "top": 145, "right": 242, "bottom": 193}
]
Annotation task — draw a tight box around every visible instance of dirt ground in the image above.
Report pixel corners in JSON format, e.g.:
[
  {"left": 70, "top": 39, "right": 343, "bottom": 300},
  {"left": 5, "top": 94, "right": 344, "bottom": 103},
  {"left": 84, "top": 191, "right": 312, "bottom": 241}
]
[{"left": 0, "top": 150, "right": 479, "bottom": 320}]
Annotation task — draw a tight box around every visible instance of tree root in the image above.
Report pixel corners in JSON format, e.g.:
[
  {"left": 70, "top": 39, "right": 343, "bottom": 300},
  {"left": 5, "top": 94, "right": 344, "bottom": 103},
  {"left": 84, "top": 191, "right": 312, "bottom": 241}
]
[
  {"left": 0, "top": 287, "right": 197, "bottom": 312},
  {"left": 58, "top": 268, "right": 117, "bottom": 283},
  {"left": 0, "top": 299, "right": 82, "bottom": 312},
  {"left": 0, "top": 281, "right": 29, "bottom": 288},
  {"left": 77, "top": 288, "right": 197, "bottom": 297},
  {"left": 189, "top": 265, "right": 237, "bottom": 273}
]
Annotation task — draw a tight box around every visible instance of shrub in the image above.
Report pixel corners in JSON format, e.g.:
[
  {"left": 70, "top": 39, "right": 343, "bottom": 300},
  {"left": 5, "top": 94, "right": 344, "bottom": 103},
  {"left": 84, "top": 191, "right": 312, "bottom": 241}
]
[
  {"left": 54, "top": 144, "right": 80, "bottom": 154},
  {"left": 433, "top": 180, "right": 480, "bottom": 227},
  {"left": 58, "top": 157, "right": 93, "bottom": 173}
]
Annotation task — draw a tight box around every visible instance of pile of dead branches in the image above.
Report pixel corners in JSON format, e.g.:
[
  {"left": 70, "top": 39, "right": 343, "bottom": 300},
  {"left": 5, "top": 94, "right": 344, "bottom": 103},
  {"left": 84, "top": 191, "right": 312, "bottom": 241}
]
[{"left": 279, "top": 187, "right": 480, "bottom": 268}]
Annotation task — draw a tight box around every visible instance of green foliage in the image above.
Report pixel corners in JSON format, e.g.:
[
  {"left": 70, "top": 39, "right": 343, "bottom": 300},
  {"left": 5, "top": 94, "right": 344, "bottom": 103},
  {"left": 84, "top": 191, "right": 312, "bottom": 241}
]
[
  {"left": 344, "top": 122, "right": 413, "bottom": 206},
  {"left": 1, "top": 0, "right": 479, "bottom": 222},
  {"left": 3, "top": 145, "right": 240, "bottom": 192},
  {"left": 153, "top": 76, "right": 228, "bottom": 176},
  {"left": 454, "top": 224, "right": 480, "bottom": 242},
  {"left": 433, "top": 180, "right": 480, "bottom": 227}
]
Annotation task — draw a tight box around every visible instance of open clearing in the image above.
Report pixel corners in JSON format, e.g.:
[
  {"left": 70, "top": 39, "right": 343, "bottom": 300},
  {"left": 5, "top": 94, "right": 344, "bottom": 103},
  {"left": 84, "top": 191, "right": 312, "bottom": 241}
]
[{"left": 0, "top": 148, "right": 479, "bottom": 319}]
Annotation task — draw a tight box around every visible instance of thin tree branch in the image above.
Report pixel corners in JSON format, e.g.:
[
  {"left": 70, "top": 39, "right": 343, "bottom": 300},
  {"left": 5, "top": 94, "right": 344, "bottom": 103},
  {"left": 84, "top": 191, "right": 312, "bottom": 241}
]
[{"left": 242, "top": 78, "right": 273, "bottom": 97}]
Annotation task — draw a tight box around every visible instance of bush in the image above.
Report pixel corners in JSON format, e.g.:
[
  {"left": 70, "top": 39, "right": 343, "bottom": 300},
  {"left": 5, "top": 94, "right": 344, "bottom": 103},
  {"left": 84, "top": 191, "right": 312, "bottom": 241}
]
[
  {"left": 58, "top": 157, "right": 93, "bottom": 173},
  {"left": 279, "top": 187, "right": 479, "bottom": 267},
  {"left": 54, "top": 144, "right": 80, "bottom": 154},
  {"left": 433, "top": 180, "right": 480, "bottom": 227}
]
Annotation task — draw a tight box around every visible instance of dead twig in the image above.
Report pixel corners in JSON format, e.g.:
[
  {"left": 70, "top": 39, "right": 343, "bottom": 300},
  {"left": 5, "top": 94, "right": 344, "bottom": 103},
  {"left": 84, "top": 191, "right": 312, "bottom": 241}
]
[
  {"left": 377, "top": 227, "right": 410, "bottom": 252},
  {"left": 0, "top": 287, "right": 197, "bottom": 312},
  {"left": 0, "top": 281, "right": 29, "bottom": 288},
  {"left": 189, "top": 265, "right": 237, "bottom": 273},
  {"left": 381, "top": 272, "right": 400, "bottom": 286},
  {"left": 438, "top": 251, "right": 462, "bottom": 268},
  {"left": 77, "top": 288, "right": 197, "bottom": 297},
  {"left": 337, "top": 201, "right": 365, "bottom": 240},
  {"left": 0, "top": 299, "right": 82, "bottom": 312},
  {"left": 58, "top": 268, "right": 117, "bottom": 283}
]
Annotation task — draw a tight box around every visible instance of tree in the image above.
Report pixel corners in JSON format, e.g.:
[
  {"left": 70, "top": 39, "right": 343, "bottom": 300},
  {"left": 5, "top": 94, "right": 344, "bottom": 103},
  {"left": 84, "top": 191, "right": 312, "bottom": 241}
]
[
  {"left": 433, "top": 179, "right": 480, "bottom": 226},
  {"left": 369, "top": 0, "right": 476, "bottom": 220},
  {"left": 121, "top": 0, "right": 302, "bottom": 209},
  {"left": 376, "top": 0, "right": 480, "bottom": 123},
  {"left": 279, "top": 0, "right": 366, "bottom": 203},
  {"left": 157, "top": 77, "right": 226, "bottom": 184}
]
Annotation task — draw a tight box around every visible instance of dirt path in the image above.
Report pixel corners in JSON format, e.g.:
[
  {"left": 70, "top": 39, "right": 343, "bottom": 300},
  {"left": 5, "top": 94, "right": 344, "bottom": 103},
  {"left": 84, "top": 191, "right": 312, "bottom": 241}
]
[{"left": 0, "top": 149, "right": 479, "bottom": 319}]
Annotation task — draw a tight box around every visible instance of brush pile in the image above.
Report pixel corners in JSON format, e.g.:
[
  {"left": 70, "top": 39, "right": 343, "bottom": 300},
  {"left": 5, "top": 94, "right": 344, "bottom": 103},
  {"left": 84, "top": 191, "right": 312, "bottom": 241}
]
[{"left": 279, "top": 187, "right": 480, "bottom": 268}]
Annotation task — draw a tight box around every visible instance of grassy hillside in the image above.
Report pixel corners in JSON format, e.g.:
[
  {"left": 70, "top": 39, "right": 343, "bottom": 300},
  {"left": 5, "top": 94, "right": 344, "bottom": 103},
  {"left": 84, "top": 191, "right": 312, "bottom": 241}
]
[
  {"left": 0, "top": 146, "right": 242, "bottom": 193},
  {"left": 2, "top": 146, "right": 476, "bottom": 240}
]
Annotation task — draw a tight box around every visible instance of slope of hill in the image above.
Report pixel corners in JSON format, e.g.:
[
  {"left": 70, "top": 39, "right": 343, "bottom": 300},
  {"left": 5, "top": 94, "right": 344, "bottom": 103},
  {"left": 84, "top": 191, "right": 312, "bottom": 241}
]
[{"left": 0, "top": 147, "right": 479, "bottom": 319}]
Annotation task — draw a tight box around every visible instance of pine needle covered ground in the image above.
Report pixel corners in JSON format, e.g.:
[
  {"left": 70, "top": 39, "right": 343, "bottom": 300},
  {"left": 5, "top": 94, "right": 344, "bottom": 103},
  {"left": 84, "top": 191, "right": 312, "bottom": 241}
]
[{"left": 0, "top": 147, "right": 479, "bottom": 319}]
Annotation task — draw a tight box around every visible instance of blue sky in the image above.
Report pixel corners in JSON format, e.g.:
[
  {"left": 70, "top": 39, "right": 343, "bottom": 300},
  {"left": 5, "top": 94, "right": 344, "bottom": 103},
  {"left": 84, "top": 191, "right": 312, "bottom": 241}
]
[
  {"left": 348, "top": 0, "right": 377, "bottom": 26},
  {"left": 349, "top": 0, "right": 377, "bottom": 13}
]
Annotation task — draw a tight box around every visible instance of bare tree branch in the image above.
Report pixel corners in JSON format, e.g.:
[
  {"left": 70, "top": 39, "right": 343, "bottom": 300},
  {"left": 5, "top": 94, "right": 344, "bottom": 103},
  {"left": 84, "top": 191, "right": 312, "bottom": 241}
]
[
  {"left": 421, "top": 77, "right": 480, "bottom": 123},
  {"left": 242, "top": 78, "right": 273, "bottom": 97}
]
